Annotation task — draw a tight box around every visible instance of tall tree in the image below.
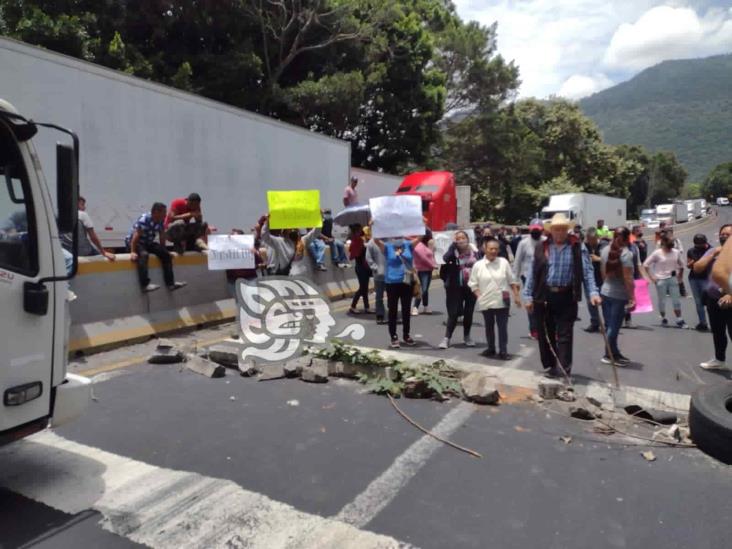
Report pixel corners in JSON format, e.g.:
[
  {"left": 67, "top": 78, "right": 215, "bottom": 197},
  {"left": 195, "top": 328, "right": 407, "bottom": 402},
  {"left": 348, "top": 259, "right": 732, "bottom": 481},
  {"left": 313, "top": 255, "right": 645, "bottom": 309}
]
[{"left": 702, "top": 162, "right": 732, "bottom": 199}]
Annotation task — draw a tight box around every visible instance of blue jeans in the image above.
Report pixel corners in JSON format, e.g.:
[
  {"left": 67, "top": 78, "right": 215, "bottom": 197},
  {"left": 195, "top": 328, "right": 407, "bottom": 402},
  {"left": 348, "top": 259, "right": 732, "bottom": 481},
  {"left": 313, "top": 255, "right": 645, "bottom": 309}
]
[
  {"left": 413, "top": 270, "right": 432, "bottom": 308},
  {"left": 374, "top": 277, "right": 386, "bottom": 319},
  {"left": 309, "top": 239, "right": 326, "bottom": 266},
  {"left": 584, "top": 279, "right": 599, "bottom": 327},
  {"left": 655, "top": 278, "right": 681, "bottom": 315},
  {"left": 601, "top": 295, "right": 627, "bottom": 357},
  {"left": 330, "top": 240, "right": 348, "bottom": 264},
  {"left": 688, "top": 277, "right": 708, "bottom": 326}
]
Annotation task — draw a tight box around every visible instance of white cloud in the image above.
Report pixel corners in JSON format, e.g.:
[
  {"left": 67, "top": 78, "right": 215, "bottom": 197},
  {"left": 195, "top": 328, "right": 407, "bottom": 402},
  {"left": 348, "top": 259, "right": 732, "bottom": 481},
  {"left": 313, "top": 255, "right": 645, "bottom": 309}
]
[
  {"left": 453, "top": 1, "right": 732, "bottom": 98},
  {"left": 604, "top": 6, "right": 732, "bottom": 71},
  {"left": 557, "top": 74, "right": 614, "bottom": 99}
]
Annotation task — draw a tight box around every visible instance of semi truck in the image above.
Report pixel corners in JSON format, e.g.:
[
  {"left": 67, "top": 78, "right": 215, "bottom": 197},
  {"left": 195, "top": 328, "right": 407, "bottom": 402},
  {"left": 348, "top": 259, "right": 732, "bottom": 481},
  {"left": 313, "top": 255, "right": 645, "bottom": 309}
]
[
  {"left": 540, "top": 193, "right": 626, "bottom": 229},
  {"left": 0, "top": 37, "right": 350, "bottom": 248},
  {"left": 656, "top": 203, "right": 687, "bottom": 224},
  {"left": 684, "top": 199, "right": 702, "bottom": 220},
  {"left": 0, "top": 99, "right": 90, "bottom": 445},
  {"left": 394, "top": 171, "right": 471, "bottom": 230}
]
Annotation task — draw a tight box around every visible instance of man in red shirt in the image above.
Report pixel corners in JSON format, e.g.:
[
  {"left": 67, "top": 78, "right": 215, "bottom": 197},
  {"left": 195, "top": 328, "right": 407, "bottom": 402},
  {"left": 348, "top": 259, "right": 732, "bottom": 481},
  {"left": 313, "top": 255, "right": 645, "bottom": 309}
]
[{"left": 165, "top": 192, "right": 209, "bottom": 254}]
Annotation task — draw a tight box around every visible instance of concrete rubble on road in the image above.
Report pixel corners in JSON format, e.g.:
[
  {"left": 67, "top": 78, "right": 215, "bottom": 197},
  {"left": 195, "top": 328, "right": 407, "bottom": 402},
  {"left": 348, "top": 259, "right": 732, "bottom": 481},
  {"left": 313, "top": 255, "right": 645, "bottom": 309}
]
[
  {"left": 285, "top": 356, "right": 312, "bottom": 378},
  {"left": 238, "top": 357, "right": 259, "bottom": 377},
  {"left": 460, "top": 372, "right": 500, "bottom": 405},
  {"left": 148, "top": 339, "right": 185, "bottom": 364},
  {"left": 301, "top": 359, "right": 329, "bottom": 383},
  {"left": 185, "top": 355, "right": 226, "bottom": 378},
  {"left": 207, "top": 345, "right": 240, "bottom": 369}
]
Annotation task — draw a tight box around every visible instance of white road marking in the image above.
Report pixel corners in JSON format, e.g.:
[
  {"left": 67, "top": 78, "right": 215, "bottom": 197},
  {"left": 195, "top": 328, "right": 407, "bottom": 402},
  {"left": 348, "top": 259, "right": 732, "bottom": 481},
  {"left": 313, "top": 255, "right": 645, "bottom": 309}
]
[
  {"left": 0, "top": 431, "right": 408, "bottom": 549},
  {"left": 334, "top": 401, "right": 476, "bottom": 529}
]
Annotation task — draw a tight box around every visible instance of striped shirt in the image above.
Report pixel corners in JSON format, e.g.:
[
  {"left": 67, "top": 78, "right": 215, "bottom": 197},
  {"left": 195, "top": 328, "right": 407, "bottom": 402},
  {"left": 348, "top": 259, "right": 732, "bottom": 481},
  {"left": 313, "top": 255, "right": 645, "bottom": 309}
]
[{"left": 126, "top": 212, "right": 163, "bottom": 248}]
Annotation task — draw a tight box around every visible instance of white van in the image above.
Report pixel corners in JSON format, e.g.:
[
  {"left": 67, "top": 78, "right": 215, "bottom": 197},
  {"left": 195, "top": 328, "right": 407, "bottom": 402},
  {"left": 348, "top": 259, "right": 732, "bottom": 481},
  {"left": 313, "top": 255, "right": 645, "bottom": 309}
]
[
  {"left": 0, "top": 99, "right": 90, "bottom": 445},
  {"left": 716, "top": 197, "right": 729, "bottom": 207}
]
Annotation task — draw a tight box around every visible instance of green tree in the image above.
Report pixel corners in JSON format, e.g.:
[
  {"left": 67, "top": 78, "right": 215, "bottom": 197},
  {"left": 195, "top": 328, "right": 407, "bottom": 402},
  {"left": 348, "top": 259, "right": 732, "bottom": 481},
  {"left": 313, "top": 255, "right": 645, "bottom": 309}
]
[
  {"left": 648, "top": 151, "right": 687, "bottom": 204},
  {"left": 702, "top": 162, "right": 732, "bottom": 199}
]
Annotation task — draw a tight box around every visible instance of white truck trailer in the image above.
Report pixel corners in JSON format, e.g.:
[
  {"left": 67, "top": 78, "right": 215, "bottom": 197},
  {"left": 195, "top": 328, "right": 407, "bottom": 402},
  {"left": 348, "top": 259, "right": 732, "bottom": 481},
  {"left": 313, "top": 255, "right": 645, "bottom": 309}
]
[
  {"left": 656, "top": 203, "right": 687, "bottom": 224},
  {"left": 685, "top": 199, "right": 702, "bottom": 220},
  {"left": 0, "top": 37, "right": 351, "bottom": 247},
  {"left": 0, "top": 99, "right": 90, "bottom": 444},
  {"left": 541, "top": 193, "right": 626, "bottom": 229}
]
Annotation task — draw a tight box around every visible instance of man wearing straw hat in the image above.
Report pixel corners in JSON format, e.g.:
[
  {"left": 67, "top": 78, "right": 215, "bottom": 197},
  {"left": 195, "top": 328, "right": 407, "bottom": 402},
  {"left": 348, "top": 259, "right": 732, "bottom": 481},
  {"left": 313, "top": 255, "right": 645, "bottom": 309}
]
[{"left": 523, "top": 213, "right": 602, "bottom": 379}]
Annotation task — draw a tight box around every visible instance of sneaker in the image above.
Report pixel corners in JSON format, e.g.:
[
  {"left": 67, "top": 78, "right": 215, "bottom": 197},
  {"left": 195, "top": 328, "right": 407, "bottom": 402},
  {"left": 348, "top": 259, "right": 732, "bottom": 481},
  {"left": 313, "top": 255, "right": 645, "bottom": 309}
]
[
  {"left": 661, "top": 317, "right": 669, "bottom": 326},
  {"left": 464, "top": 337, "right": 476, "bottom": 347},
  {"left": 480, "top": 348, "right": 496, "bottom": 357},
  {"left": 317, "top": 264, "right": 327, "bottom": 272},
  {"left": 624, "top": 319, "right": 634, "bottom": 329},
  {"left": 376, "top": 316, "right": 386, "bottom": 325},
  {"left": 676, "top": 319, "right": 687, "bottom": 329},
  {"left": 584, "top": 325, "right": 600, "bottom": 333},
  {"left": 389, "top": 337, "right": 400, "bottom": 349},
  {"left": 601, "top": 356, "right": 614, "bottom": 365},
  {"left": 403, "top": 336, "right": 416, "bottom": 346},
  {"left": 695, "top": 323, "right": 709, "bottom": 332},
  {"left": 438, "top": 337, "right": 450, "bottom": 349},
  {"left": 168, "top": 281, "right": 187, "bottom": 291},
  {"left": 615, "top": 354, "right": 631, "bottom": 365},
  {"left": 700, "top": 358, "right": 726, "bottom": 370},
  {"left": 422, "top": 306, "right": 432, "bottom": 314},
  {"left": 348, "top": 308, "right": 361, "bottom": 315},
  {"left": 498, "top": 352, "right": 511, "bottom": 361},
  {"left": 143, "top": 283, "right": 160, "bottom": 293},
  {"left": 411, "top": 306, "right": 419, "bottom": 316}
]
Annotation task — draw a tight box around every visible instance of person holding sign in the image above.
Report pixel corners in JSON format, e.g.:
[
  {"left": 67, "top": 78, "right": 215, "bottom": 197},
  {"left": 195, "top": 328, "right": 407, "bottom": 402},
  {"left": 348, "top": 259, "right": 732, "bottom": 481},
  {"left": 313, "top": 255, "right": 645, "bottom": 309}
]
[
  {"left": 223, "top": 229, "right": 262, "bottom": 296},
  {"left": 439, "top": 231, "right": 478, "bottom": 349},
  {"left": 373, "top": 237, "right": 416, "bottom": 348}
]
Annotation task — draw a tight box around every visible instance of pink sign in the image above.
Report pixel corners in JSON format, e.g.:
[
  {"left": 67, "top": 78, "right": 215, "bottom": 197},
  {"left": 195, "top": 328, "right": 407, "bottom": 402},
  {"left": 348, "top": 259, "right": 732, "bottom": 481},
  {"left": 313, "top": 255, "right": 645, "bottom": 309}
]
[{"left": 633, "top": 279, "right": 654, "bottom": 313}]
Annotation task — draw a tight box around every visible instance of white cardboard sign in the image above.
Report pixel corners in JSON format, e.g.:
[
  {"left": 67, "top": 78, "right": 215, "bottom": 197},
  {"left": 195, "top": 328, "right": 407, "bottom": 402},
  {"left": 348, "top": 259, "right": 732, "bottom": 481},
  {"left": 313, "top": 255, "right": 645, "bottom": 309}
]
[
  {"left": 433, "top": 231, "right": 477, "bottom": 264},
  {"left": 207, "top": 234, "right": 256, "bottom": 270},
  {"left": 370, "top": 195, "right": 425, "bottom": 239}
]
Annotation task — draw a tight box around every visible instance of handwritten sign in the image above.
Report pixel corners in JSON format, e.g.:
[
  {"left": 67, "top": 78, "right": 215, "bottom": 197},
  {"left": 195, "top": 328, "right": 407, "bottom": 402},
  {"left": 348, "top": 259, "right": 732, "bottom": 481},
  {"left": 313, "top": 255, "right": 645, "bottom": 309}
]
[
  {"left": 207, "top": 234, "right": 256, "bottom": 270},
  {"left": 268, "top": 190, "right": 322, "bottom": 229},
  {"left": 370, "top": 195, "right": 424, "bottom": 239},
  {"left": 433, "top": 231, "right": 477, "bottom": 264}
]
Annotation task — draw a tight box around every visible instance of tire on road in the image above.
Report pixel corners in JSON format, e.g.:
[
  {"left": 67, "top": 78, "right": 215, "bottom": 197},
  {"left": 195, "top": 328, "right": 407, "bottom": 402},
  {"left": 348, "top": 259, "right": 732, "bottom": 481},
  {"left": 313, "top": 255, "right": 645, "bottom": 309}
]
[{"left": 689, "top": 382, "right": 732, "bottom": 465}]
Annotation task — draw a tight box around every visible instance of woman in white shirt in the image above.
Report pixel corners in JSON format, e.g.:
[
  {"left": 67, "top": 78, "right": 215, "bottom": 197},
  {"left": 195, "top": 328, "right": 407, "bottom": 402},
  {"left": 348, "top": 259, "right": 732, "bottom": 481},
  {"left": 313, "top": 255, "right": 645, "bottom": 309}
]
[
  {"left": 643, "top": 234, "right": 687, "bottom": 327},
  {"left": 468, "top": 238, "right": 522, "bottom": 360}
]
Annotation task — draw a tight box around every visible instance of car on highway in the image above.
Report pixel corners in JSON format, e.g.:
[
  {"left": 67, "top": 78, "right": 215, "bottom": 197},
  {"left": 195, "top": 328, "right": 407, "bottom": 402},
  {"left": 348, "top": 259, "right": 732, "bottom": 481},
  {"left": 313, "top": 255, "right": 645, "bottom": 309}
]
[
  {"left": 640, "top": 208, "right": 659, "bottom": 229},
  {"left": 716, "top": 197, "right": 729, "bottom": 207}
]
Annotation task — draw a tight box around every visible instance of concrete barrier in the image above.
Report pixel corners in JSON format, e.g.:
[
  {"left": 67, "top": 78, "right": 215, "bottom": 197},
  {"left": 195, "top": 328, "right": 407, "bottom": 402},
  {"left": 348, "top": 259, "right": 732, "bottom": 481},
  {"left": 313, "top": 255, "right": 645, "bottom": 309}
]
[{"left": 70, "top": 248, "right": 364, "bottom": 353}]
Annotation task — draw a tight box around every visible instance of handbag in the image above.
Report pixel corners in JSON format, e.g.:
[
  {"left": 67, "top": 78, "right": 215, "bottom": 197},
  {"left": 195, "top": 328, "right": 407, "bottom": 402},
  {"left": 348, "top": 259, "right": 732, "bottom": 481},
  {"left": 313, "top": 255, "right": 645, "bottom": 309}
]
[{"left": 399, "top": 254, "right": 421, "bottom": 297}]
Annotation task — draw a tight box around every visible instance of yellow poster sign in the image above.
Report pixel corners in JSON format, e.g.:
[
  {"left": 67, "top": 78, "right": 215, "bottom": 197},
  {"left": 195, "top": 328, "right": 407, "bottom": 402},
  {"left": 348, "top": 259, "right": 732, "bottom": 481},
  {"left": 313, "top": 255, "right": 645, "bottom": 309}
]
[{"left": 267, "top": 190, "right": 322, "bottom": 229}]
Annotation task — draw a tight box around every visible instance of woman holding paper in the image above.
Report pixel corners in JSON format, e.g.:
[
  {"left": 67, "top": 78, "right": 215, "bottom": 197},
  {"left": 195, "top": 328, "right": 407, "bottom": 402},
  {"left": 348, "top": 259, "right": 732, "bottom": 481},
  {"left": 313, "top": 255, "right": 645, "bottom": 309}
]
[
  {"left": 599, "top": 227, "right": 636, "bottom": 365},
  {"left": 374, "top": 237, "right": 416, "bottom": 348},
  {"left": 439, "top": 231, "right": 478, "bottom": 349}
]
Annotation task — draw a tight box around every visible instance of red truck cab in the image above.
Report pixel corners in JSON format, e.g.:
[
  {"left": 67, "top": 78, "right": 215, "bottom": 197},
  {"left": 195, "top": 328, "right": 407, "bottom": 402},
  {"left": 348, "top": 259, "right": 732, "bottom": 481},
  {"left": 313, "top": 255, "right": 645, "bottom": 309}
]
[{"left": 395, "top": 171, "right": 456, "bottom": 230}]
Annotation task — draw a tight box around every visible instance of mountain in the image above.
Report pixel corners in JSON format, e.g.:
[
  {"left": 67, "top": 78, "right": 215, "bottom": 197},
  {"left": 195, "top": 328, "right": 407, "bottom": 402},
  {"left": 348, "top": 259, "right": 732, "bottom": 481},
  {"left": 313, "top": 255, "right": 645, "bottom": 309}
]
[{"left": 580, "top": 54, "right": 732, "bottom": 183}]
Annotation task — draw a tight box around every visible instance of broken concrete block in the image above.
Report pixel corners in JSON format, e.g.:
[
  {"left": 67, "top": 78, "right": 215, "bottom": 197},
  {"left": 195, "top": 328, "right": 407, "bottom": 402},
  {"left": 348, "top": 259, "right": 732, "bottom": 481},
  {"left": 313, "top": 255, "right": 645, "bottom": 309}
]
[
  {"left": 569, "top": 406, "right": 596, "bottom": 421},
  {"left": 538, "top": 380, "right": 564, "bottom": 400},
  {"left": 238, "top": 357, "right": 259, "bottom": 377},
  {"left": 258, "top": 364, "right": 286, "bottom": 381},
  {"left": 301, "top": 361, "right": 329, "bottom": 383},
  {"left": 156, "top": 339, "right": 174, "bottom": 350},
  {"left": 185, "top": 355, "right": 226, "bottom": 378},
  {"left": 284, "top": 356, "right": 312, "bottom": 378},
  {"left": 460, "top": 372, "right": 500, "bottom": 405},
  {"left": 148, "top": 343, "right": 185, "bottom": 364},
  {"left": 207, "top": 345, "right": 240, "bottom": 368},
  {"left": 403, "top": 377, "right": 430, "bottom": 398}
]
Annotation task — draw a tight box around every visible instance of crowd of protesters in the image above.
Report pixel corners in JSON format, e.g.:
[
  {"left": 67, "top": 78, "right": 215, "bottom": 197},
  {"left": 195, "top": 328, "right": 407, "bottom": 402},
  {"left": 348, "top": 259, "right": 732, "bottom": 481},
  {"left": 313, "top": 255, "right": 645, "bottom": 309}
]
[{"left": 75, "top": 182, "right": 730, "bottom": 376}]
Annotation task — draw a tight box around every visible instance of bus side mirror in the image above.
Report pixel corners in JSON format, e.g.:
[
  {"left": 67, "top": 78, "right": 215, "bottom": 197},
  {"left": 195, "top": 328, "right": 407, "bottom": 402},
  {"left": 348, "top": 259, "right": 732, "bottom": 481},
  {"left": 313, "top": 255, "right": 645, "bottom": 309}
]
[{"left": 56, "top": 143, "right": 78, "bottom": 234}]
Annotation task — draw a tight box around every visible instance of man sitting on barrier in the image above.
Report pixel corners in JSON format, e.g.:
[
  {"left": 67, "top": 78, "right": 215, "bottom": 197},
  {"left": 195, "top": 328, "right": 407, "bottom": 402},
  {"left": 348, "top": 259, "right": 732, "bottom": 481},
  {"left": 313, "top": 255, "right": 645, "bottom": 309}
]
[
  {"left": 126, "top": 202, "right": 187, "bottom": 293},
  {"left": 165, "top": 192, "right": 209, "bottom": 254}
]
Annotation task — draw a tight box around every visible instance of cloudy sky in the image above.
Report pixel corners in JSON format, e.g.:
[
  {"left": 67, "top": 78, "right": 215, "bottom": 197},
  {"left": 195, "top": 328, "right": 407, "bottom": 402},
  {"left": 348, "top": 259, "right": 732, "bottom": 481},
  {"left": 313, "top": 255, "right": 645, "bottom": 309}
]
[{"left": 453, "top": 1, "right": 732, "bottom": 99}]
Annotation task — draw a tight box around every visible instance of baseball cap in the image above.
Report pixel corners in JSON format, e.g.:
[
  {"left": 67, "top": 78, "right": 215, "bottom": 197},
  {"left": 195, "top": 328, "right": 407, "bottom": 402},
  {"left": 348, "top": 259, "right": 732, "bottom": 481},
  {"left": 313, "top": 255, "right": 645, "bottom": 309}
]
[{"left": 529, "top": 218, "right": 543, "bottom": 231}]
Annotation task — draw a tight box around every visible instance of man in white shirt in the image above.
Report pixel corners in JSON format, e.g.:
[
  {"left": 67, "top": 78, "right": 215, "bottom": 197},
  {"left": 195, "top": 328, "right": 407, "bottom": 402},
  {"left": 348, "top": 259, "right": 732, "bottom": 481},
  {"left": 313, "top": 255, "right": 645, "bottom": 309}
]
[{"left": 62, "top": 196, "right": 115, "bottom": 261}]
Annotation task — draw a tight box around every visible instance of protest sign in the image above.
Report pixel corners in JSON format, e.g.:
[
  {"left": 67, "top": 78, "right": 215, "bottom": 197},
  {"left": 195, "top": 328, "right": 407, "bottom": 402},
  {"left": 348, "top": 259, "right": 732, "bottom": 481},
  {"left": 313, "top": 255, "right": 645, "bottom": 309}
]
[
  {"left": 268, "top": 190, "right": 322, "bottom": 229},
  {"left": 633, "top": 278, "right": 653, "bottom": 313},
  {"left": 370, "top": 195, "right": 424, "bottom": 239},
  {"left": 207, "top": 234, "right": 256, "bottom": 270},
  {"left": 433, "top": 231, "right": 477, "bottom": 264}
]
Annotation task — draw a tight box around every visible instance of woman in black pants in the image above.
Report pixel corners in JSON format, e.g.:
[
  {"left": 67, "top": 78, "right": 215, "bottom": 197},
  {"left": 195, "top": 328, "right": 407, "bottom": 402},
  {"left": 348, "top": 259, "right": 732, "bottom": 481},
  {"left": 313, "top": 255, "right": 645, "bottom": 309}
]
[
  {"left": 348, "top": 225, "right": 372, "bottom": 314},
  {"left": 375, "top": 237, "right": 416, "bottom": 348},
  {"left": 695, "top": 224, "right": 732, "bottom": 369},
  {"left": 438, "top": 231, "right": 478, "bottom": 349}
]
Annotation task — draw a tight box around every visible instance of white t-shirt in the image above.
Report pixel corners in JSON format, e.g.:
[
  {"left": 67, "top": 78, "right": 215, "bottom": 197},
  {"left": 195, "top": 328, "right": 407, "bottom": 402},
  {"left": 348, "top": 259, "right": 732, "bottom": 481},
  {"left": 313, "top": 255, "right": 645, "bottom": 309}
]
[
  {"left": 62, "top": 210, "right": 96, "bottom": 255},
  {"left": 468, "top": 256, "right": 515, "bottom": 310},
  {"left": 643, "top": 248, "right": 684, "bottom": 280}
]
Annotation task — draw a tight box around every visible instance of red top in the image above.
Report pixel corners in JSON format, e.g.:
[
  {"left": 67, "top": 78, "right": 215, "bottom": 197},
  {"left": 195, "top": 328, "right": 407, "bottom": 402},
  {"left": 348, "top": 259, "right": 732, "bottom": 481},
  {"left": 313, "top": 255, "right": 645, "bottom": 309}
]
[
  {"left": 165, "top": 197, "right": 189, "bottom": 229},
  {"left": 349, "top": 235, "right": 367, "bottom": 266}
]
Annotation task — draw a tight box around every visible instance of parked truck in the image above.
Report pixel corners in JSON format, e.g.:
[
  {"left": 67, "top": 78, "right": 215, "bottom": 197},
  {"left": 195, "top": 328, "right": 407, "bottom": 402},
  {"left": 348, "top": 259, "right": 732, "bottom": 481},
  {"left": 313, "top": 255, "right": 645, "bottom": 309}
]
[
  {"left": 0, "top": 100, "right": 90, "bottom": 445},
  {"left": 685, "top": 199, "right": 702, "bottom": 220},
  {"left": 0, "top": 37, "right": 351, "bottom": 248},
  {"left": 540, "top": 193, "right": 626, "bottom": 229},
  {"left": 394, "top": 171, "right": 470, "bottom": 230},
  {"left": 656, "top": 203, "right": 687, "bottom": 224}
]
